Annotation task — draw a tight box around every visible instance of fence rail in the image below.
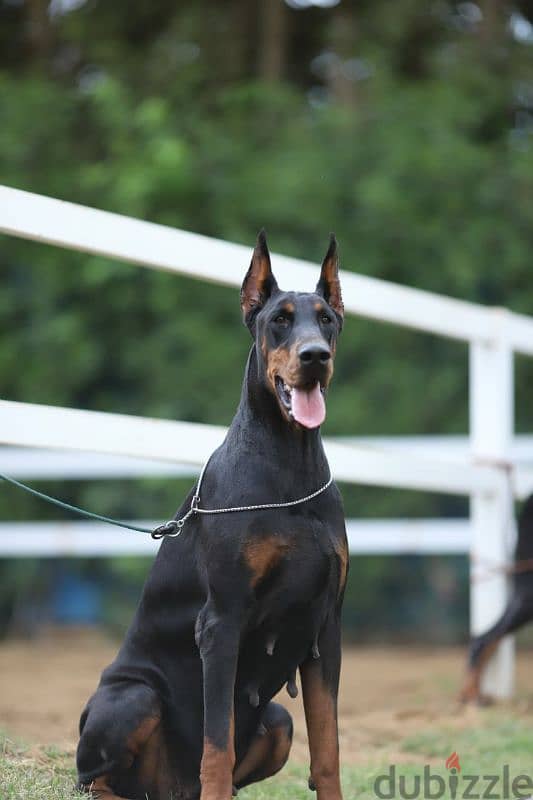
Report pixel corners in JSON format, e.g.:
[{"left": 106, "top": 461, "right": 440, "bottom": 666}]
[
  {"left": 0, "top": 519, "right": 471, "bottom": 558},
  {"left": 0, "top": 399, "right": 503, "bottom": 496},
  {"left": 3, "top": 186, "right": 533, "bottom": 351},
  {"left": 1, "top": 183, "right": 532, "bottom": 699}
]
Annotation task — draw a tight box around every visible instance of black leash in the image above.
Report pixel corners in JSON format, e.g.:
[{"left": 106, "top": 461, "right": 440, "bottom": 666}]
[{"left": 0, "top": 472, "right": 155, "bottom": 534}]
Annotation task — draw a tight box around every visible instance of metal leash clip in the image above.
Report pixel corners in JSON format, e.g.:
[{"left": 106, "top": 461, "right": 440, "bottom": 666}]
[
  {"left": 151, "top": 519, "right": 180, "bottom": 539},
  {"left": 151, "top": 493, "right": 202, "bottom": 539}
]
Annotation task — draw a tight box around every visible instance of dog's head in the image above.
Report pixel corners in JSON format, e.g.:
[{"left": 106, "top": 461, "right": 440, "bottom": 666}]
[{"left": 240, "top": 230, "right": 343, "bottom": 430}]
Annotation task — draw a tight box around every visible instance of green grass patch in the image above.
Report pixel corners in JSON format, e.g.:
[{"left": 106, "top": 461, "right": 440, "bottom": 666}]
[
  {"left": 239, "top": 766, "right": 365, "bottom": 800},
  {"left": 0, "top": 732, "right": 79, "bottom": 800},
  {"left": 2, "top": 717, "right": 532, "bottom": 800},
  {"left": 401, "top": 712, "right": 532, "bottom": 771}
]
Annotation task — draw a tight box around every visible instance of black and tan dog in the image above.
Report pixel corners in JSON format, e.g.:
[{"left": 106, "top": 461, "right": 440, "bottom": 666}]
[
  {"left": 76, "top": 232, "right": 348, "bottom": 800},
  {"left": 460, "top": 493, "right": 533, "bottom": 704}
]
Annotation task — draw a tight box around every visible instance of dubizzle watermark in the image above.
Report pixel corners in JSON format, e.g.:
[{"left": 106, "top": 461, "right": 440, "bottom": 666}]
[{"left": 373, "top": 752, "right": 533, "bottom": 799}]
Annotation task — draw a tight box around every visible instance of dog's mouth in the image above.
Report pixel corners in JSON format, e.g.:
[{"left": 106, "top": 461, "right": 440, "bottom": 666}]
[{"left": 275, "top": 376, "right": 326, "bottom": 429}]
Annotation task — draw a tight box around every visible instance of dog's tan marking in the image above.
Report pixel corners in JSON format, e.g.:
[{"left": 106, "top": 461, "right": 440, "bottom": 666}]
[
  {"left": 241, "top": 235, "right": 276, "bottom": 318},
  {"left": 300, "top": 664, "right": 342, "bottom": 800},
  {"left": 136, "top": 722, "right": 175, "bottom": 798},
  {"left": 265, "top": 345, "right": 295, "bottom": 394},
  {"left": 333, "top": 538, "right": 348, "bottom": 597},
  {"left": 283, "top": 302, "right": 295, "bottom": 313},
  {"left": 314, "top": 302, "right": 324, "bottom": 311},
  {"left": 200, "top": 715, "right": 235, "bottom": 800},
  {"left": 85, "top": 776, "right": 123, "bottom": 799},
  {"left": 318, "top": 240, "right": 344, "bottom": 319},
  {"left": 244, "top": 536, "right": 289, "bottom": 587},
  {"left": 233, "top": 716, "right": 292, "bottom": 786},
  {"left": 459, "top": 640, "right": 499, "bottom": 704},
  {"left": 125, "top": 714, "right": 160, "bottom": 755}
]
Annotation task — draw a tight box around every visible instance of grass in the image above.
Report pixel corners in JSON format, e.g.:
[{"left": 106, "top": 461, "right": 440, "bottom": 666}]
[
  {"left": 1, "top": 713, "right": 532, "bottom": 800},
  {"left": 0, "top": 734, "right": 79, "bottom": 800}
]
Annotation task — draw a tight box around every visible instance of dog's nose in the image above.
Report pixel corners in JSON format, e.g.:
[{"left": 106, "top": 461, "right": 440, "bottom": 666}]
[{"left": 298, "top": 345, "right": 331, "bottom": 366}]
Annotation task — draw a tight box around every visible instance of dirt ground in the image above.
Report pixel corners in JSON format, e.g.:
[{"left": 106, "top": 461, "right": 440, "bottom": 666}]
[{"left": 1, "top": 628, "right": 532, "bottom": 765}]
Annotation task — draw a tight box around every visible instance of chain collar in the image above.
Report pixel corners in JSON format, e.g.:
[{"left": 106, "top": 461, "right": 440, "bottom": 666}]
[{"left": 151, "top": 458, "right": 333, "bottom": 539}]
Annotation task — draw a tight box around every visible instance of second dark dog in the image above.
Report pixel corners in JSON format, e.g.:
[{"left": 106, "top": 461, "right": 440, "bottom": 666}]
[{"left": 461, "top": 493, "right": 533, "bottom": 703}]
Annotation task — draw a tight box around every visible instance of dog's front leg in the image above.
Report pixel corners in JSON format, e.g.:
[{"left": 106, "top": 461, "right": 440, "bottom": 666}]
[
  {"left": 196, "top": 598, "right": 241, "bottom": 800},
  {"left": 300, "top": 612, "right": 343, "bottom": 800}
]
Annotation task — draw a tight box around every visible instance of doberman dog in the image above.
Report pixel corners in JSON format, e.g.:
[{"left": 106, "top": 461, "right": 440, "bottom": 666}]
[
  {"left": 76, "top": 232, "right": 348, "bottom": 800},
  {"left": 460, "top": 493, "right": 533, "bottom": 703}
]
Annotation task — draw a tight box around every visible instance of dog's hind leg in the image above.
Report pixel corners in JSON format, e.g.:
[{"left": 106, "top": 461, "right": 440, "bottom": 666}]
[
  {"left": 76, "top": 681, "right": 162, "bottom": 799},
  {"left": 460, "top": 594, "right": 533, "bottom": 704},
  {"left": 233, "top": 702, "right": 293, "bottom": 790}
]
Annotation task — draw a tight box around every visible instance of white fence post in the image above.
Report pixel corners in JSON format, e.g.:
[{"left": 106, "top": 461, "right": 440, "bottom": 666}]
[{"left": 469, "top": 310, "right": 515, "bottom": 698}]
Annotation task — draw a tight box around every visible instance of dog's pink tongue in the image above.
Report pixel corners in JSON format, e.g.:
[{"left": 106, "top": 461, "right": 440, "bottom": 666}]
[{"left": 291, "top": 383, "right": 326, "bottom": 429}]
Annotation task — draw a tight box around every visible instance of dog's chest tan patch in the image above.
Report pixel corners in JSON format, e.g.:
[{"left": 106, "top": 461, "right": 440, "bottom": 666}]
[{"left": 243, "top": 535, "right": 290, "bottom": 587}]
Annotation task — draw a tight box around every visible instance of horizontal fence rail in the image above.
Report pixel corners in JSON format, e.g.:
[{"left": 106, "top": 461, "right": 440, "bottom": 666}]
[
  {"left": 0, "top": 448, "right": 200, "bottom": 480},
  {"left": 0, "top": 519, "right": 472, "bottom": 558},
  {"left": 2, "top": 186, "right": 533, "bottom": 352},
  {"left": 3, "top": 437, "right": 532, "bottom": 479},
  {"left": 341, "top": 436, "right": 533, "bottom": 464},
  {"left": 0, "top": 399, "right": 504, "bottom": 496}
]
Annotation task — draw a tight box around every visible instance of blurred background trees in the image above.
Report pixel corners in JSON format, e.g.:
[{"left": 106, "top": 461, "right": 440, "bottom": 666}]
[{"left": 1, "top": 0, "right": 532, "bottom": 642}]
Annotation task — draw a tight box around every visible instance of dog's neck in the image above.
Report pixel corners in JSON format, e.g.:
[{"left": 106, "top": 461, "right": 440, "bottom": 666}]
[{"left": 225, "top": 346, "right": 330, "bottom": 488}]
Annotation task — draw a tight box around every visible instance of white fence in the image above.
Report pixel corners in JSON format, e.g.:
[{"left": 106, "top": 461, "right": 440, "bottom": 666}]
[{"left": 2, "top": 185, "right": 533, "bottom": 698}]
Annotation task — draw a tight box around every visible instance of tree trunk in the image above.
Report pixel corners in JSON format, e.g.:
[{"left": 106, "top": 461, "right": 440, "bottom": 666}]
[
  {"left": 26, "top": 0, "right": 53, "bottom": 60},
  {"left": 258, "top": 0, "right": 287, "bottom": 82},
  {"left": 327, "top": 7, "right": 357, "bottom": 108}
]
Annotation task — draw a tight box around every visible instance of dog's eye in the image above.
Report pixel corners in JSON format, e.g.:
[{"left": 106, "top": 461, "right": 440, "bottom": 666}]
[
  {"left": 320, "top": 314, "right": 332, "bottom": 324},
  {"left": 274, "top": 314, "right": 289, "bottom": 326}
]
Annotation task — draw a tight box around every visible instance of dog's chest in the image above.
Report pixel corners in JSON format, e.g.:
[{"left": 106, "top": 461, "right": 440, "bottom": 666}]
[
  {"left": 235, "top": 523, "right": 343, "bottom": 702},
  {"left": 243, "top": 519, "right": 343, "bottom": 616}
]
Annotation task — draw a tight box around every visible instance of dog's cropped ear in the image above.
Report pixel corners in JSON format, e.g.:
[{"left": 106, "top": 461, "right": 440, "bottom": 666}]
[
  {"left": 316, "top": 233, "right": 344, "bottom": 326},
  {"left": 241, "top": 229, "right": 279, "bottom": 331}
]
